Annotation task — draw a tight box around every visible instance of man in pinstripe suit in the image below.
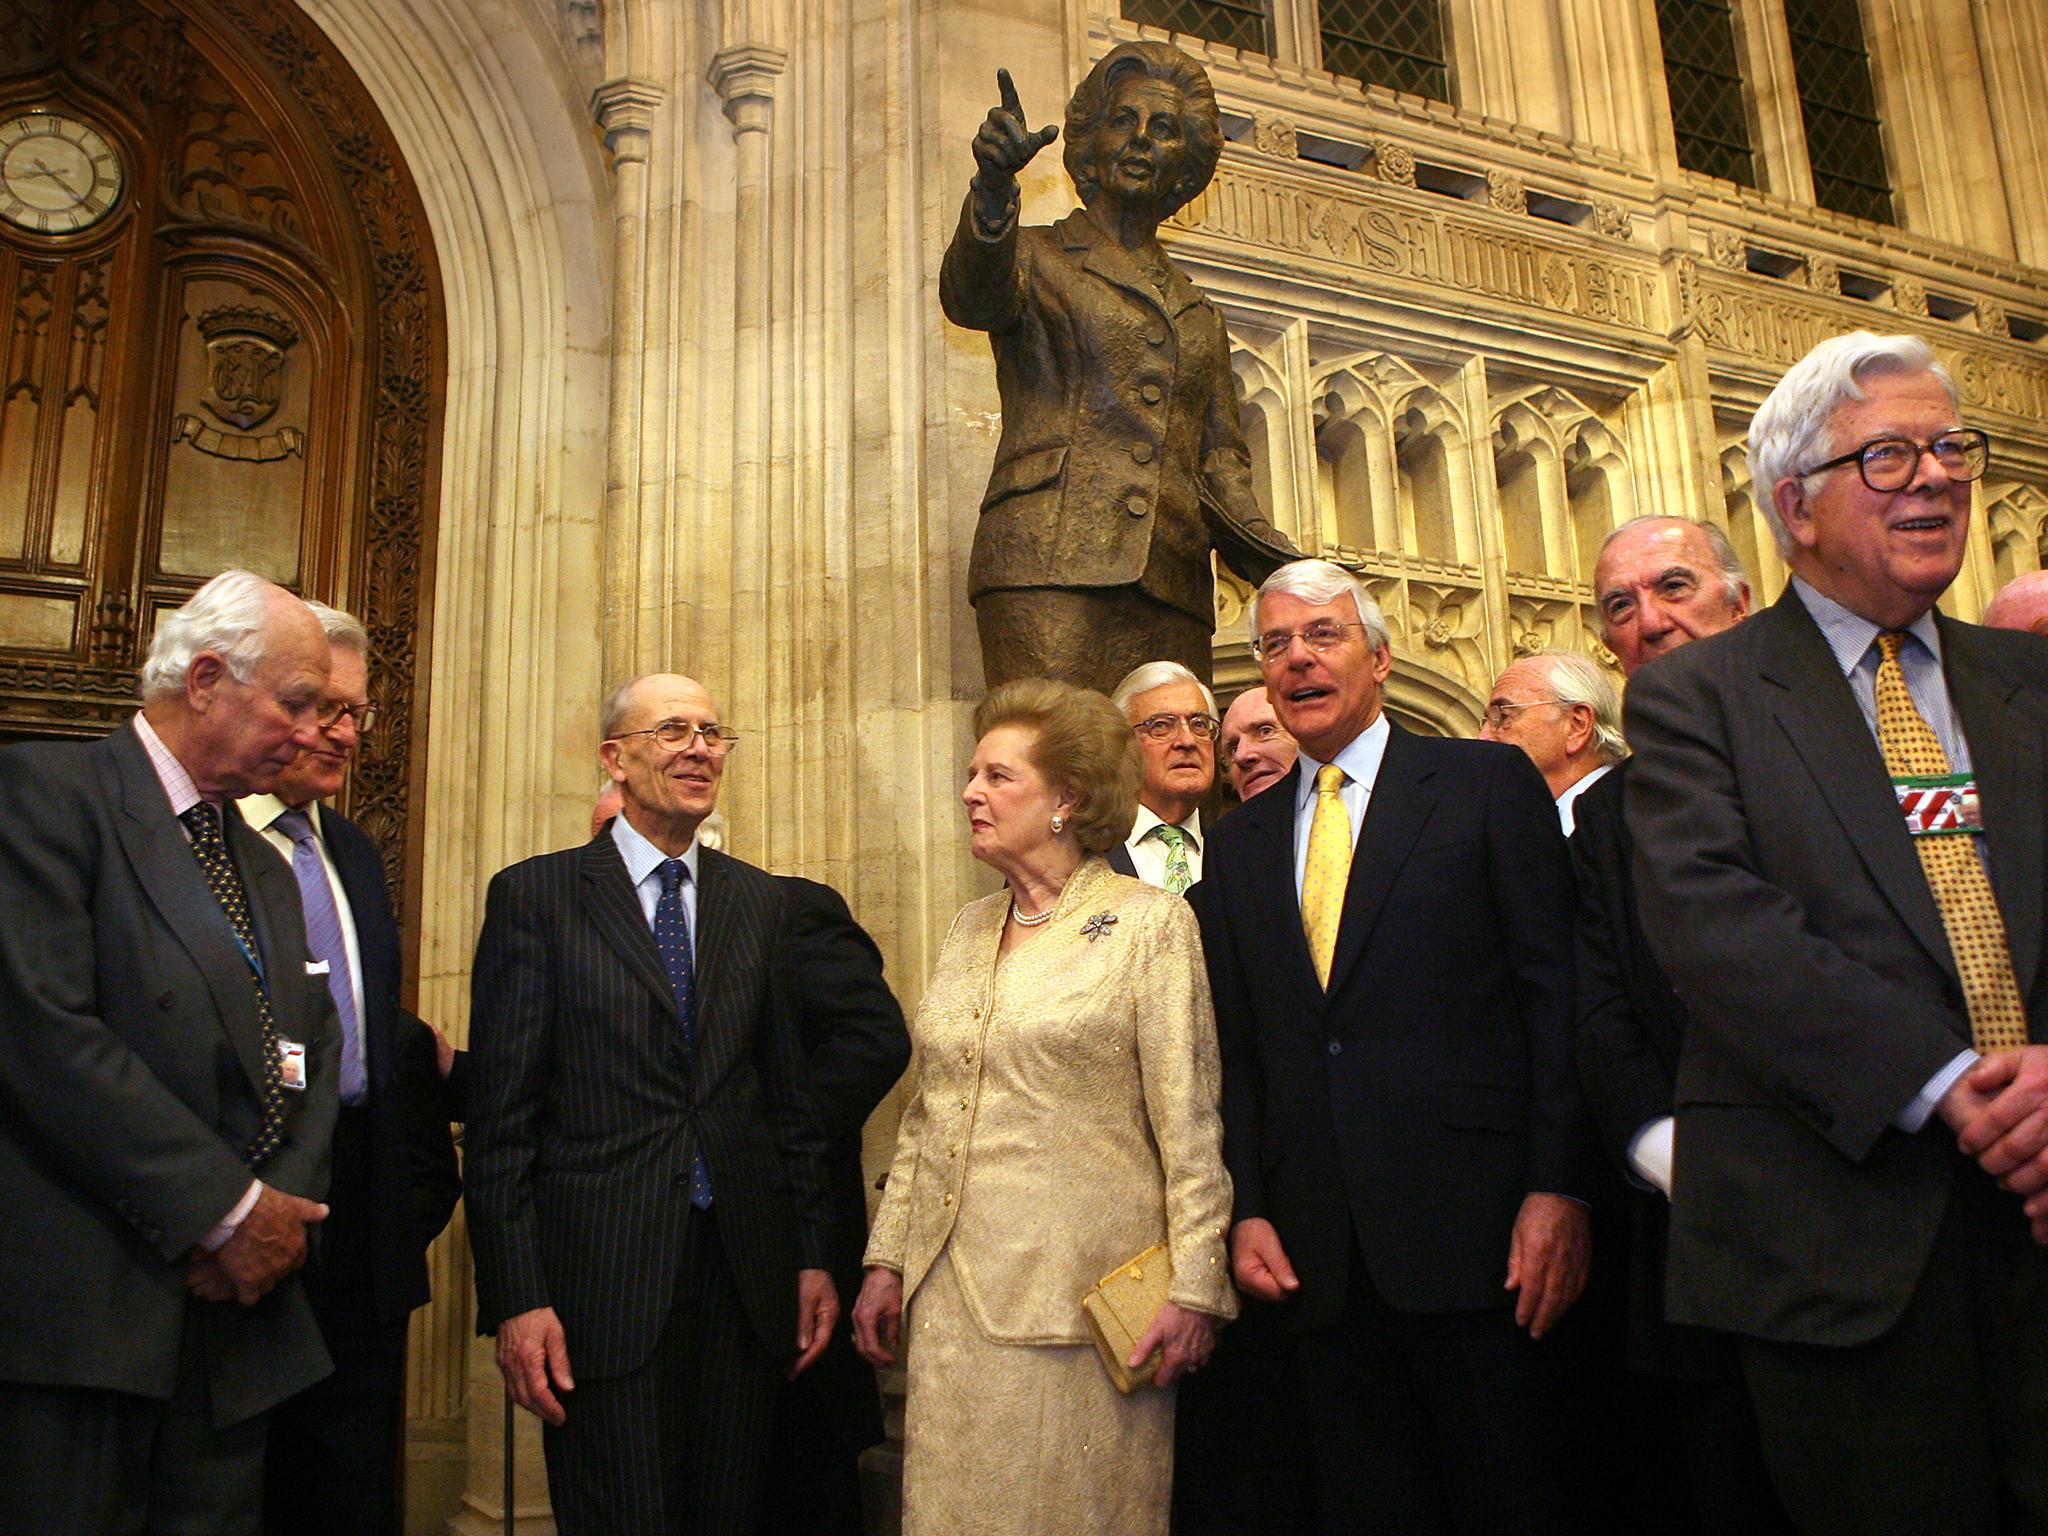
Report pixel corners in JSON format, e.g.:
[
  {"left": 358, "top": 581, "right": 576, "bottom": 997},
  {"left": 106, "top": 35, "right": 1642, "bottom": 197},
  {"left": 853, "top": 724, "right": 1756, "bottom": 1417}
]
[{"left": 467, "top": 673, "right": 837, "bottom": 1535}]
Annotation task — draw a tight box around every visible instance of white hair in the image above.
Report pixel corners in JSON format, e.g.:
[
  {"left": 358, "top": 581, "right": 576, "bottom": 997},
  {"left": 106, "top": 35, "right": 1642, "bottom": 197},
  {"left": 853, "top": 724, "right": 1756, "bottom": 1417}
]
[
  {"left": 304, "top": 600, "right": 368, "bottom": 655},
  {"left": 1251, "top": 559, "right": 1391, "bottom": 652},
  {"left": 1748, "top": 332, "right": 1958, "bottom": 556},
  {"left": 1597, "top": 516, "right": 1751, "bottom": 607},
  {"left": 1110, "top": 660, "right": 1216, "bottom": 717},
  {"left": 138, "top": 569, "right": 281, "bottom": 702},
  {"left": 1529, "top": 651, "right": 1628, "bottom": 764}
]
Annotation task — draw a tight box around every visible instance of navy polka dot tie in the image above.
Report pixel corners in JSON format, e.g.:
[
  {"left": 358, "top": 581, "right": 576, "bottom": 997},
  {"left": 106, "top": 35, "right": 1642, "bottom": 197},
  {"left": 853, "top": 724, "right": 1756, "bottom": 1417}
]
[{"left": 655, "top": 858, "right": 714, "bottom": 1208}]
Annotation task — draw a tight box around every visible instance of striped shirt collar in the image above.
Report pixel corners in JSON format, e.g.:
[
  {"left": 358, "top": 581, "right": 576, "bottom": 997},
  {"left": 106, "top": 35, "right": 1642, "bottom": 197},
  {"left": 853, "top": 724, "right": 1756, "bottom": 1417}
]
[
  {"left": 131, "top": 712, "right": 205, "bottom": 818},
  {"left": 1791, "top": 575, "right": 1943, "bottom": 676}
]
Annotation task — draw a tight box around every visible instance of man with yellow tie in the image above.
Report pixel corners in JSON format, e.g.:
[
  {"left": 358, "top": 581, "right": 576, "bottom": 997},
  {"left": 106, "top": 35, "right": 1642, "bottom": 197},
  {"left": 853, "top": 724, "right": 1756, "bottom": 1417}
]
[
  {"left": 1625, "top": 331, "right": 2048, "bottom": 1536},
  {"left": 1197, "top": 557, "right": 1593, "bottom": 1534}
]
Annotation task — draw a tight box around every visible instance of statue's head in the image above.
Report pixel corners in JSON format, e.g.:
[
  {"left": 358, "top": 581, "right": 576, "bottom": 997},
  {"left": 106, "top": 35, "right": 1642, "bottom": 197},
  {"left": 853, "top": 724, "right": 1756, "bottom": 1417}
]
[{"left": 1063, "top": 42, "right": 1223, "bottom": 219}]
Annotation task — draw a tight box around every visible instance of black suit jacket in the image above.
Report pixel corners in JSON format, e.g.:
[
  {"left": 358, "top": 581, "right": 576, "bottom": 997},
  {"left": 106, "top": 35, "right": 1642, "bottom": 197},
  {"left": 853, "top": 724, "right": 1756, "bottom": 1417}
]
[
  {"left": 772, "top": 877, "right": 909, "bottom": 1294},
  {"left": 308, "top": 809, "right": 460, "bottom": 1328},
  {"left": 1626, "top": 590, "right": 2048, "bottom": 1346},
  {"left": 466, "top": 835, "right": 830, "bottom": 1379},
  {"left": 0, "top": 721, "right": 337, "bottom": 1424},
  {"left": 1198, "top": 722, "right": 1588, "bottom": 1330},
  {"left": 1571, "top": 762, "right": 1735, "bottom": 1379}
]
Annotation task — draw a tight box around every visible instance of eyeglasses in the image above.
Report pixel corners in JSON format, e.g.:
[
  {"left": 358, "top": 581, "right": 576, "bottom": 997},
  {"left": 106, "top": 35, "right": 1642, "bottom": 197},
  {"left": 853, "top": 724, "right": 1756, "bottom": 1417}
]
[
  {"left": 316, "top": 701, "right": 377, "bottom": 735},
  {"left": 1250, "top": 620, "right": 1370, "bottom": 665},
  {"left": 1133, "top": 712, "right": 1221, "bottom": 741},
  {"left": 1798, "top": 429, "right": 1990, "bottom": 492},
  {"left": 1482, "top": 698, "right": 1566, "bottom": 731},
  {"left": 611, "top": 718, "right": 741, "bottom": 755}
]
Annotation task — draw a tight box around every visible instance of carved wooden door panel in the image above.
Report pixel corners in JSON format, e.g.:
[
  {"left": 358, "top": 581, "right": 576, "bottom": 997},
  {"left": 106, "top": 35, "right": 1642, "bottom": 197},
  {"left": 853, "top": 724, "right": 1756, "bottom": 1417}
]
[{"left": 0, "top": 0, "right": 442, "bottom": 906}]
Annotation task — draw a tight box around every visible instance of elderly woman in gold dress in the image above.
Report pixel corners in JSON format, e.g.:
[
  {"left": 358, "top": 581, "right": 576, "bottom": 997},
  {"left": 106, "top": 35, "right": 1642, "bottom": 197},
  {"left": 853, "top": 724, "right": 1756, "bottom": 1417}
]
[{"left": 852, "top": 679, "right": 1236, "bottom": 1534}]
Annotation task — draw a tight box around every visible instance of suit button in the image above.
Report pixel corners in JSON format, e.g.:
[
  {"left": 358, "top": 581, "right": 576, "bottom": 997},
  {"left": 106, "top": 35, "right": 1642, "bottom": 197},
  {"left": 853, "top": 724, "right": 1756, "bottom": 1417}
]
[
  {"left": 942, "top": 1192, "right": 953, "bottom": 1206},
  {"left": 1328, "top": 1040, "right": 1343, "bottom": 1055},
  {"left": 948, "top": 1145, "right": 958, "bottom": 1158},
  {"left": 1141, "top": 383, "right": 1163, "bottom": 405},
  {"left": 1146, "top": 327, "right": 1167, "bottom": 347},
  {"left": 1125, "top": 495, "right": 1148, "bottom": 518},
  {"left": 958, "top": 1099, "right": 968, "bottom": 1111},
  {"left": 1131, "top": 443, "right": 1154, "bottom": 465}
]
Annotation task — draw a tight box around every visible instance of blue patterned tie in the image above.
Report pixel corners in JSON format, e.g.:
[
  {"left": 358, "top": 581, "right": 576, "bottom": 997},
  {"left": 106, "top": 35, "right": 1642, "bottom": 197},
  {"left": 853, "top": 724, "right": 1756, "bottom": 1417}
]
[
  {"left": 655, "top": 858, "right": 714, "bottom": 1208},
  {"left": 274, "top": 809, "right": 366, "bottom": 1105}
]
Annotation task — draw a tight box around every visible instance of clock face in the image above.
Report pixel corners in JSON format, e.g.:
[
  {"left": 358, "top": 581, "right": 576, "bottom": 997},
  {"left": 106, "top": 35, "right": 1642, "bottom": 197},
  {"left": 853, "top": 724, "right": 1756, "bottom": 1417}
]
[{"left": 0, "top": 113, "right": 124, "bottom": 235}]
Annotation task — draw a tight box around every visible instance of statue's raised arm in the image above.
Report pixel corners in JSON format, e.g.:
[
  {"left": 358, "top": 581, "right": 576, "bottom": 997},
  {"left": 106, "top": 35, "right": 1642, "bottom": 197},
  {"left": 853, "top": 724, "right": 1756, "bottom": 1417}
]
[{"left": 942, "top": 43, "right": 1299, "bottom": 695}]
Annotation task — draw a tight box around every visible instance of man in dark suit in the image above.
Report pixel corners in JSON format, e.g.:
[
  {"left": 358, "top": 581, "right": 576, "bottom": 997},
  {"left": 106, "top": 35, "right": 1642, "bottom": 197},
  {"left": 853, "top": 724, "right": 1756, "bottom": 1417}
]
[
  {"left": 1627, "top": 332, "right": 2048, "bottom": 1535},
  {"left": 758, "top": 876, "right": 909, "bottom": 1536},
  {"left": 0, "top": 569, "right": 339, "bottom": 1534},
  {"left": 241, "top": 603, "right": 461, "bottom": 1536},
  {"left": 1198, "top": 558, "right": 1592, "bottom": 1535},
  {"left": 467, "top": 672, "right": 837, "bottom": 1535},
  {"left": 1108, "top": 660, "right": 1215, "bottom": 891},
  {"left": 1572, "top": 516, "right": 1789, "bottom": 1535}
]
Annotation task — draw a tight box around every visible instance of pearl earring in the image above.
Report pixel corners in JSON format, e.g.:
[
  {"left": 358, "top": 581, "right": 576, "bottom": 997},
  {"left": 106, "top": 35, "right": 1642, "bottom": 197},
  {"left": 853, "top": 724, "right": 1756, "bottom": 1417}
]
[{"left": 1050, "top": 814, "right": 1066, "bottom": 834}]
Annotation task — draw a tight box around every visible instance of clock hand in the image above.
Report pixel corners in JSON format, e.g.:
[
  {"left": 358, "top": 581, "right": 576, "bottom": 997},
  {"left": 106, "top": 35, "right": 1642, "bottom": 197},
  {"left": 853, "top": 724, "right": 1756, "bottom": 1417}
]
[{"left": 29, "top": 157, "right": 80, "bottom": 193}]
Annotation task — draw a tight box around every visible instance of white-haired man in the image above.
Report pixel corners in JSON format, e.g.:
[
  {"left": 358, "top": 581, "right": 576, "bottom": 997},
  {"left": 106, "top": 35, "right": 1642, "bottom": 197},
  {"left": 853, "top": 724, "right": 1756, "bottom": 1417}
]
[
  {"left": 1197, "top": 558, "right": 1592, "bottom": 1533},
  {"left": 1108, "top": 659, "right": 1218, "bottom": 893},
  {"left": 1478, "top": 650, "right": 1626, "bottom": 833},
  {"left": 1983, "top": 569, "right": 2048, "bottom": 637},
  {"left": 0, "top": 569, "right": 339, "bottom": 1532},
  {"left": 1626, "top": 332, "right": 2048, "bottom": 1533},
  {"left": 239, "top": 603, "right": 461, "bottom": 1536}
]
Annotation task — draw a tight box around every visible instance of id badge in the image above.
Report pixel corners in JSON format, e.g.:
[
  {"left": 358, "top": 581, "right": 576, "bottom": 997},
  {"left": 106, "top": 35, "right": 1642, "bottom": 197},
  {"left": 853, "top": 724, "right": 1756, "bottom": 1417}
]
[
  {"left": 277, "top": 1038, "right": 308, "bottom": 1092},
  {"left": 1893, "top": 772, "right": 1982, "bottom": 837}
]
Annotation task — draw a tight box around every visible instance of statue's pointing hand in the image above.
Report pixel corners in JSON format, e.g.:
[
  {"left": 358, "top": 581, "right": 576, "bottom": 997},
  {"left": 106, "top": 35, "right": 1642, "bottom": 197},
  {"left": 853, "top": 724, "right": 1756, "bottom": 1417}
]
[{"left": 973, "top": 68, "right": 1059, "bottom": 211}]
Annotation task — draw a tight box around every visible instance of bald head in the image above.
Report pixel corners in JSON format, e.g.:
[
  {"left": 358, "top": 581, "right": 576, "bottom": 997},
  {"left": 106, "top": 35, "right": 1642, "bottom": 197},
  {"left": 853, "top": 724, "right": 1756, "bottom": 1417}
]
[
  {"left": 1983, "top": 571, "right": 2048, "bottom": 638},
  {"left": 598, "top": 673, "right": 728, "bottom": 855}
]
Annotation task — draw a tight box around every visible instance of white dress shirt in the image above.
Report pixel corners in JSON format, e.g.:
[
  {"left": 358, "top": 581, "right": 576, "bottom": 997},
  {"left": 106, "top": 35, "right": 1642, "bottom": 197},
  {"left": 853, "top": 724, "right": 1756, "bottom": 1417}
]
[
  {"left": 1123, "top": 802, "right": 1204, "bottom": 888},
  {"left": 612, "top": 810, "right": 701, "bottom": 936},
  {"left": 1554, "top": 762, "right": 1612, "bottom": 837},
  {"left": 1290, "top": 712, "right": 1391, "bottom": 901}
]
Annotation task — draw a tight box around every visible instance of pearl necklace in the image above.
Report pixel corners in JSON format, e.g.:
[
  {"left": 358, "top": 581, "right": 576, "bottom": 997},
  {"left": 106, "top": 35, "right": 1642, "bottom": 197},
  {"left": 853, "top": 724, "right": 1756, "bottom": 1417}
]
[{"left": 1010, "top": 899, "right": 1055, "bottom": 926}]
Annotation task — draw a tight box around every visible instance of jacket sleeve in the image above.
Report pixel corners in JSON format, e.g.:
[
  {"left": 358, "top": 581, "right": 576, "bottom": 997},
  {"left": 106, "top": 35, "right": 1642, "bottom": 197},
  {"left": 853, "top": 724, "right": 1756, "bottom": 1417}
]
[
  {"left": 396, "top": 1009, "right": 461, "bottom": 1250},
  {"left": 1570, "top": 792, "right": 1676, "bottom": 1172},
  {"left": 778, "top": 880, "right": 910, "bottom": 1143},
  {"left": 1191, "top": 873, "right": 1266, "bottom": 1226},
  {"left": 939, "top": 190, "right": 1029, "bottom": 335},
  {"left": 463, "top": 866, "right": 555, "bottom": 1330},
  {"left": 753, "top": 899, "right": 835, "bottom": 1274},
  {"left": 0, "top": 754, "right": 256, "bottom": 1258},
  {"left": 1136, "top": 896, "right": 1238, "bottom": 1319}
]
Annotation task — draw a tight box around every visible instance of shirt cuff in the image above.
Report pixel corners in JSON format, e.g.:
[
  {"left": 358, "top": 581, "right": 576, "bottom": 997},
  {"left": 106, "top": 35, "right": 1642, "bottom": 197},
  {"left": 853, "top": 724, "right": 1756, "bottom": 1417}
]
[
  {"left": 1896, "top": 1050, "right": 1980, "bottom": 1134},
  {"left": 1627, "top": 1116, "right": 1676, "bottom": 1197},
  {"left": 199, "top": 1179, "right": 262, "bottom": 1253}
]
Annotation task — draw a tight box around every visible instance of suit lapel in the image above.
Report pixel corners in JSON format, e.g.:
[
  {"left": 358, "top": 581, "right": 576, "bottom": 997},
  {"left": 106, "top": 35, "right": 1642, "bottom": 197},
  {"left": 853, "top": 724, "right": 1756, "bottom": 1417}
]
[
  {"left": 1058, "top": 209, "right": 1179, "bottom": 323},
  {"left": 105, "top": 725, "right": 272, "bottom": 1094},
  {"left": 1326, "top": 724, "right": 1436, "bottom": 999},
  {"left": 1239, "top": 763, "right": 1326, "bottom": 1014},
  {"left": 690, "top": 848, "right": 761, "bottom": 1087},
  {"left": 1943, "top": 618, "right": 2047, "bottom": 996},
  {"left": 1757, "top": 594, "right": 1954, "bottom": 980},
  {"left": 579, "top": 837, "right": 679, "bottom": 1020}
]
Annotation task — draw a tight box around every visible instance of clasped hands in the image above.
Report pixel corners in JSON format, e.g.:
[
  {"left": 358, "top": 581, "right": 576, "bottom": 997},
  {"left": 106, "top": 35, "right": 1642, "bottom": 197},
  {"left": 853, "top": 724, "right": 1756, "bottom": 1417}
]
[
  {"left": 1939, "top": 1045, "right": 2048, "bottom": 1242},
  {"left": 183, "top": 1183, "right": 329, "bottom": 1307},
  {"left": 496, "top": 1269, "right": 839, "bottom": 1425},
  {"left": 851, "top": 1265, "right": 1215, "bottom": 1385}
]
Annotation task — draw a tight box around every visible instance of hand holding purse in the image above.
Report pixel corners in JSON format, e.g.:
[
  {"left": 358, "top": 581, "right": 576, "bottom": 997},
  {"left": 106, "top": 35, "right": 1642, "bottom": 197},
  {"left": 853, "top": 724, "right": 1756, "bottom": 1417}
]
[{"left": 1081, "top": 1242, "right": 1173, "bottom": 1393}]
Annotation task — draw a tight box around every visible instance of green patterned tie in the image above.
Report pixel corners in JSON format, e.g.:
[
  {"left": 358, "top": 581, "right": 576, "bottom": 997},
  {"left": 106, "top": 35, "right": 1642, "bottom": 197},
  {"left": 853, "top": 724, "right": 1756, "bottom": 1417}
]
[
  {"left": 1153, "top": 822, "right": 1192, "bottom": 897},
  {"left": 180, "top": 803, "right": 289, "bottom": 1167}
]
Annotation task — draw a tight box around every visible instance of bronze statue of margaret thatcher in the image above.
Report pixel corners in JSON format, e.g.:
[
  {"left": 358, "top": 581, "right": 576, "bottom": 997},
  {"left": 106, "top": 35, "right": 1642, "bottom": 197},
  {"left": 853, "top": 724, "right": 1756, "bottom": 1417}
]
[{"left": 945, "top": 43, "right": 1297, "bottom": 695}]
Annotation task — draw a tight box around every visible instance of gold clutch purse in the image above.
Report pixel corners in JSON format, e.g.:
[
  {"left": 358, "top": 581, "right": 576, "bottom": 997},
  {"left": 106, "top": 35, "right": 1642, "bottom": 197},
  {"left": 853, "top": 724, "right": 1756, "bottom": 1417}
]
[{"left": 1082, "top": 1243, "right": 1173, "bottom": 1394}]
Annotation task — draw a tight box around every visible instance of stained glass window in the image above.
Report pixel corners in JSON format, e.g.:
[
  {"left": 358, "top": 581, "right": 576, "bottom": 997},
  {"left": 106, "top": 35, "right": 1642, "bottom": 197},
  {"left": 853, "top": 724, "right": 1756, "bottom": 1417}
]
[
  {"left": 1120, "top": 0, "right": 1271, "bottom": 54},
  {"left": 1319, "top": 0, "right": 1450, "bottom": 103},
  {"left": 1656, "top": 0, "right": 1757, "bottom": 187},
  {"left": 1784, "top": 0, "right": 1893, "bottom": 223}
]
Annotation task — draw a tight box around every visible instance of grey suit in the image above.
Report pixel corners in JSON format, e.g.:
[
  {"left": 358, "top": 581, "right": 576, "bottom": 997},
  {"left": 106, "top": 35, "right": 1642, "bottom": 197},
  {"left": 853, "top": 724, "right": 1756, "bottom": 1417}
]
[
  {"left": 0, "top": 720, "right": 336, "bottom": 1529},
  {"left": 467, "top": 832, "right": 829, "bottom": 1535},
  {"left": 1626, "top": 590, "right": 2048, "bottom": 1533}
]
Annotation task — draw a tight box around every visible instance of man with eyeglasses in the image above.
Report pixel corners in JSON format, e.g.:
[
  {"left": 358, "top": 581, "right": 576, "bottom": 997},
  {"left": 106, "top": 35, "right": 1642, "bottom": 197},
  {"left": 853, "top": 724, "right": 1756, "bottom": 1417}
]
[
  {"left": 0, "top": 569, "right": 341, "bottom": 1533},
  {"left": 467, "top": 673, "right": 837, "bottom": 1536},
  {"left": 1625, "top": 331, "right": 2048, "bottom": 1534},
  {"left": 1108, "top": 660, "right": 1218, "bottom": 893},
  {"left": 235, "top": 602, "right": 461, "bottom": 1536},
  {"left": 1197, "top": 557, "right": 1592, "bottom": 1534},
  {"left": 1477, "top": 651, "right": 1626, "bottom": 834}
]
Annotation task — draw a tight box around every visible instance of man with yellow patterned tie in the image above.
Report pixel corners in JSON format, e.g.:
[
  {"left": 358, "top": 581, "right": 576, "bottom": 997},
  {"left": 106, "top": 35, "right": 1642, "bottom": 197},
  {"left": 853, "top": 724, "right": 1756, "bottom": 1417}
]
[
  {"left": 1197, "top": 558, "right": 1593, "bottom": 1534},
  {"left": 1626, "top": 332, "right": 2048, "bottom": 1536}
]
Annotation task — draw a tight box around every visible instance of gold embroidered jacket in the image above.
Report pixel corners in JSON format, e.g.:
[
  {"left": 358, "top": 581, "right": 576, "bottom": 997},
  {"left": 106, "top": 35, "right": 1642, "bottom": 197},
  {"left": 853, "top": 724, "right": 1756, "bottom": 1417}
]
[{"left": 866, "top": 857, "right": 1237, "bottom": 1342}]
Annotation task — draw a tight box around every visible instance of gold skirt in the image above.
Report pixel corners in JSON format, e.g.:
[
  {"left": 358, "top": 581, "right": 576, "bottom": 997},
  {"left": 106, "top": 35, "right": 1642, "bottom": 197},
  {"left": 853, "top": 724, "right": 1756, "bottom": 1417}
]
[{"left": 901, "top": 1247, "right": 1176, "bottom": 1536}]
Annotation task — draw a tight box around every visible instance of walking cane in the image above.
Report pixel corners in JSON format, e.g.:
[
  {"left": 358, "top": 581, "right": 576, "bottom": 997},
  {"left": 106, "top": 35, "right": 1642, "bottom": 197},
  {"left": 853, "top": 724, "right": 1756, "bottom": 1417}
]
[{"left": 503, "top": 1387, "right": 516, "bottom": 1533}]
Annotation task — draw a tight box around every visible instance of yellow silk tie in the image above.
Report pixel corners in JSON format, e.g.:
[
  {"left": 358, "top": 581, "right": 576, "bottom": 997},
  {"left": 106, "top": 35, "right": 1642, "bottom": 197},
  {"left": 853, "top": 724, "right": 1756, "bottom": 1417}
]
[
  {"left": 1873, "top": 632, "right": 2030, "bottom": 1052},
  {"left": 1301, "top": 763, "right": 1352, "bottom": 989}
]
